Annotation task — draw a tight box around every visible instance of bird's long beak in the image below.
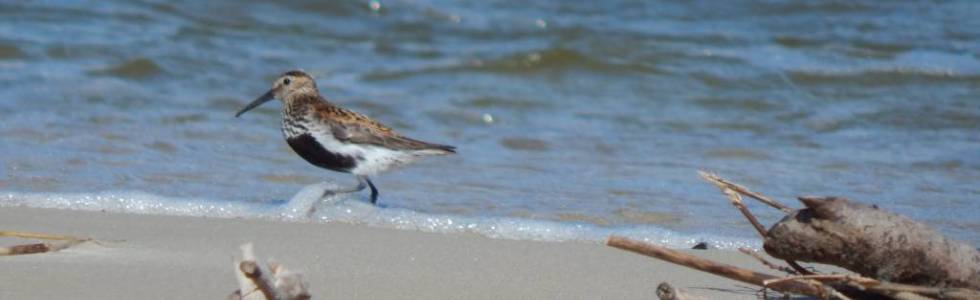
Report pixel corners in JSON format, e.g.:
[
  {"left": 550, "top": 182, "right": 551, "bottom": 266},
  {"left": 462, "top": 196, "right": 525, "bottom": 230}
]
[{"left": 235, "top": 89, "right": 275, "bottom": 118}]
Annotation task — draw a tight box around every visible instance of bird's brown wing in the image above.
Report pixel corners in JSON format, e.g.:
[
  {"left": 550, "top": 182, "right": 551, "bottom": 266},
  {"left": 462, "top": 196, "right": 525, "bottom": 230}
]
[{"left": 320, "top": 104, "right": 455, "bottom": 152}]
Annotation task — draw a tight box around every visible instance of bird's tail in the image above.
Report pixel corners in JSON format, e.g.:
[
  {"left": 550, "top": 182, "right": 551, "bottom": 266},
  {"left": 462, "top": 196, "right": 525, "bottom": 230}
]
[
  {"left": 413, "top": 143, "right": 456, "bottom": 156},
  {"left": 395, "top": 136, "right": 456, "bottom": 155}
]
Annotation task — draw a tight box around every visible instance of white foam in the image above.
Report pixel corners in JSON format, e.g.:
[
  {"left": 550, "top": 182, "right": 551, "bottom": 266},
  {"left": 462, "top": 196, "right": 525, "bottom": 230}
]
[{"left": 1, "top": 183, "right": 760, "bottom": 250}]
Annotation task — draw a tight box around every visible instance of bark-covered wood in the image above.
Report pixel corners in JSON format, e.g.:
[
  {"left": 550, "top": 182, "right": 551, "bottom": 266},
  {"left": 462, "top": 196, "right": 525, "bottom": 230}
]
[{"left": 763, "top": 196, "right": 980, "bottom": 290}]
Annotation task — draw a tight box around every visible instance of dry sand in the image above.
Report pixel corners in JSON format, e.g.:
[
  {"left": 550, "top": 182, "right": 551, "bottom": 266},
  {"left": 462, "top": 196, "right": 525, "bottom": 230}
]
[{"left": 0, "top": 206, "right": 785, "bottom": 299}]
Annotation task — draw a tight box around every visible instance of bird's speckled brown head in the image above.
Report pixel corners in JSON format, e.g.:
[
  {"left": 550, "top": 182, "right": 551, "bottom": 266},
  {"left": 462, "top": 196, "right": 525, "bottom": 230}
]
[{"left": 235, "top": 70, "right": 318, "bottom": 117}]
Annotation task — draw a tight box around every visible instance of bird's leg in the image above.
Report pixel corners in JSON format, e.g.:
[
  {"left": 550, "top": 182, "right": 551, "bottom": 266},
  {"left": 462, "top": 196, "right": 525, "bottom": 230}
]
[
  {"left": 315, "top": 176, "right": 377, "bottom": 206},
  {"left": 362, "top": 176, "right": 379, "bottom": 204},
  {"left": 320, "top": 177, "right": 366, "bottom": 199},
  {"left": 311, "top": 177, "right": 369, "bottom": 217}
]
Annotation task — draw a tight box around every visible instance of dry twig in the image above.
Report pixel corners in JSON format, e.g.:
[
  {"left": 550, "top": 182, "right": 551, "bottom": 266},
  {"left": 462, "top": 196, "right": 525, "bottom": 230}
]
[
  {"left": 0, "top": 230, "right": 90, "bottom": 256},
  {"left": 240, "top": 260, "right": 278, "bottom": 300},
  {"left": 765, "top": 274, "right": 980, "bottom": 300},
  {"left": 737, "top": 248, "right": 797, "bottom": 275},
  {"left": 606, "top": 236, "right": 827, "bottom": 298},
  {"left": 0, "top": 231, "right": 81, "bottom": 241},
  {"left": 697, "top": 171, "right": 792, "bottom": 213},
  {"left": 699, "top": 172, "right": 812, "bottom": 275},
  {"left": 231, "top": 243, "right": 310, "bottom": 300}
]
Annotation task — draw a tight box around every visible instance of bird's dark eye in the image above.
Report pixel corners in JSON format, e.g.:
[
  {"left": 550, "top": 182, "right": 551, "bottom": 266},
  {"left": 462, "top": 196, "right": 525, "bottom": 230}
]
[{"left": 283, "top": 78, "right": 291, "bottom": 85}]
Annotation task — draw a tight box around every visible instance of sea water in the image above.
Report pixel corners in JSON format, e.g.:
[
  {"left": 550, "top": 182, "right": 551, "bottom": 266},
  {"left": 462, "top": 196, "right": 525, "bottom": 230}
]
[{"left": 1, "top": 1, "right": 978, "bottom": 248}]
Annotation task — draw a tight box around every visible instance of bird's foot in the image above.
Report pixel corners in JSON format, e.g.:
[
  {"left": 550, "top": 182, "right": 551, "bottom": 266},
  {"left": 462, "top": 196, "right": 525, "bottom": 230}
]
[{"left": 306, "top": 189, "right": 340, "bottom": 218}]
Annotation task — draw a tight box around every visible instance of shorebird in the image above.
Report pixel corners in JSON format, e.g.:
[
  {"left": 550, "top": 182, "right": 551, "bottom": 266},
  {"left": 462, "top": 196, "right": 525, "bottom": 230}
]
[{"left": 235, "top": 70, "right": 455, "bottom": 205}]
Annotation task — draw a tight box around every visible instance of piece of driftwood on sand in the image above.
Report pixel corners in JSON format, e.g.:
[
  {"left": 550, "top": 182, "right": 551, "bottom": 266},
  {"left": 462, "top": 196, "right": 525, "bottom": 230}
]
[
  {"left": 607, "top": 236, "right": 830, "bottom": 298},
  {"left": 0, "top": 230, "right": 90, "bottom": 256},
  {"left": 764, "top": 196, "right": 980, "bottom": 290},
  {"left": 700, "top": 172, "right": 980, "bottom": 290},
  {"left": 607, "top": 172, "right": 980, "bottom": 300},
  {"left": 700, "top": 173, "right": 813, "bottom": 276},
  {"left": 229, "top": 243, "right": 311, "bottom": 300}
]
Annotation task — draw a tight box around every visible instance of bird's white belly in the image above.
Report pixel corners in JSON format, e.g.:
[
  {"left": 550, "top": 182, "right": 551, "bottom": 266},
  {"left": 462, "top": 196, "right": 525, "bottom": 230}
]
[{"left": 308, "top": 129, "right": 417, "bottom": 176}]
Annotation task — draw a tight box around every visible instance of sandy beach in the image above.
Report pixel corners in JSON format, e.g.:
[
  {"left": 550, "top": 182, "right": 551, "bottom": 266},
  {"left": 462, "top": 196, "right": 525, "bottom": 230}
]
[{"left": 0, "top": 206, "right": 788, "bottom": 299}]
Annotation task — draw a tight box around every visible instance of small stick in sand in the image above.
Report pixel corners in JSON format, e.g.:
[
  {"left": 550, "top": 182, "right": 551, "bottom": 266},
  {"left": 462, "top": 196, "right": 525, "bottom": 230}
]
[
  {"left": 0, "top": 231, "right": 83, "bottom": 241},
  {"left": 0, "top": 230, "right": 90, "bottom": 256},
  {"left": 606, "top": 236, "right": 827, "bottom": 298},
  {"left": 240, "top": 260, "right": 278, "bottom": 300},
  {"left": 231, "top": 243, "right": 311, "bottom": 300}
]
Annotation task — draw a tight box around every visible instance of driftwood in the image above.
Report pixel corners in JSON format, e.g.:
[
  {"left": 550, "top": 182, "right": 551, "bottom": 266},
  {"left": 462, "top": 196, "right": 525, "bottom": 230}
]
[
  {"left": 737, "top": 248, "right": 799, "bottom": 275},
  {"left": 230, "top": 243, "right": 311, "bottom": 300},
  {"left": 607, "top": 236, "right": 829, "bottom": 298},
  {"left": 701, "top": 172, "right": 980, "bottom": 290},
  {"left": 764, "top": 196, "right": 980, "bottom": 290},
  {"left": 695, "top": 173, "right": 792, "bottom": 213},
  {"left": 764, "top": 274, "right": 980, "bottom": 300},
  {"left": 700, "top": 173, "right": 813, "bottom": 276},
  {"left": 0, "top": 230, "right": 90, "bottom": 256},
  {"left": 609, "top": 235, "right": 975, "bottom": 300},
  {"left": 611, "top": 171, "right": 980, "bottom": 300}
]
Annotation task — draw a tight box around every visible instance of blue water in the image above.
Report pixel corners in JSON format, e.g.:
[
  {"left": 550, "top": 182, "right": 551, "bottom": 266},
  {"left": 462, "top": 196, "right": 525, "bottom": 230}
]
[{"left": 1, "top": 0, "right": 978, "bottom": 248}]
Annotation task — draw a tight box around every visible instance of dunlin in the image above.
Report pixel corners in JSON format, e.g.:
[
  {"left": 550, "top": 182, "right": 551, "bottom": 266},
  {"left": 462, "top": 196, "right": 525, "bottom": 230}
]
[{"left": 235, "top": 70, "right": 455, "bottom": 205}]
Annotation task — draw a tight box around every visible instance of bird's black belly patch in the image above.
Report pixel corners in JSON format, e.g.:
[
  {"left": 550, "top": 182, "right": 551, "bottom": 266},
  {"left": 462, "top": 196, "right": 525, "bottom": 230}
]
[{"left": 286, "top": 134, "right": 356, "bottom": 172}]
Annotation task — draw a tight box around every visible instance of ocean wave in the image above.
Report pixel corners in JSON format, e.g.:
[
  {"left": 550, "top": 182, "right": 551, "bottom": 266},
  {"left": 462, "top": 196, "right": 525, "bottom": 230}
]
[{"left": 362, "top": 48, "right": 658, "bottom": 81}]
